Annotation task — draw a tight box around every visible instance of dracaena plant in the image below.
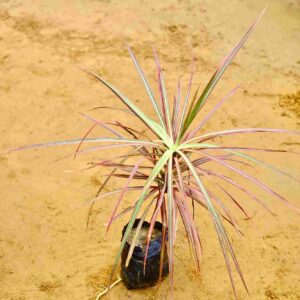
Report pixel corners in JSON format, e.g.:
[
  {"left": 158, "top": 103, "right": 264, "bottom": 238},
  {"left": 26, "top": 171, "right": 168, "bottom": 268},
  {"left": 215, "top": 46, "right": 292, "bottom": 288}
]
[{"left": 11, "top": 8, "right": 299, "bottom": 299}]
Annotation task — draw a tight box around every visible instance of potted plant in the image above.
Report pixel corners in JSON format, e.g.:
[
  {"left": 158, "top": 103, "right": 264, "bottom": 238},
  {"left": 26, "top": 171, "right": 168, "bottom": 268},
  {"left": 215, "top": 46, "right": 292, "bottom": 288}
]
[{"left": 10, "top": 8, "right": 299, "bottom": 299}]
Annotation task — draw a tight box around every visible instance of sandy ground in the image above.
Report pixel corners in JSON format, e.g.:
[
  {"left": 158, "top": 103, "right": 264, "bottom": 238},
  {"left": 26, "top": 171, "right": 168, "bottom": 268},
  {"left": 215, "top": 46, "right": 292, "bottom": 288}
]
[{"left": 0, "top": 0, "right": 299, "bottom": 299}]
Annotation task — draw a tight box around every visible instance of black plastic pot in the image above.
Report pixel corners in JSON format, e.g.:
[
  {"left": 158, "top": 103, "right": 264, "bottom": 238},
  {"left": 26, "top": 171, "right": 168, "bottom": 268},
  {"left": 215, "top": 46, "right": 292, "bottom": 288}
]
[{"left": 121, "top": 219, "right": 169, "bottom": 289}]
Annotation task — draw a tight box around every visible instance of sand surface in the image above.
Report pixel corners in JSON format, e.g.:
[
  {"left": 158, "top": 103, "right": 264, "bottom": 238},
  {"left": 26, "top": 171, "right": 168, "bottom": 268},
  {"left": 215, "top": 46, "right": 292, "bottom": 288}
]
[{"left": 0, "top": 0, "right": 299, "bottom": 299}]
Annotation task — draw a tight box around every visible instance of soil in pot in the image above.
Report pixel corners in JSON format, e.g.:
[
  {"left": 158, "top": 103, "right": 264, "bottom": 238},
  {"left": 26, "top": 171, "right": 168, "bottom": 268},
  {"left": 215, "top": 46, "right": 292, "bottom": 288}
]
[{"left": 121, "top": 219, "right": 169, "bottom": 289}]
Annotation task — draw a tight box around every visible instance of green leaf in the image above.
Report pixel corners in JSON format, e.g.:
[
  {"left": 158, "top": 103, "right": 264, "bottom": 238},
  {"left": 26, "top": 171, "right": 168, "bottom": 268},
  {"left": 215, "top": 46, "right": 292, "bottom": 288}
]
[
  {"left": 153, "top": 48, "right": 174, "bottom": 141},
  {"left": 109, "top": 149, "right": 173, "bottom": 284},
  {"left": 79, "top": 67, "right": 173, "bottom": 147},
  {"left": 178, "top": 151, "right": 247, "bottom": 294},
  {"left": 178, "top": 151, "right": 224, "bottom": 235},
  {"left": 127, "top": 45, "right": 166, "bottom": 130},
  {"left": 182, "top": 8, "right": 266, "bottom": 134},
  {"left": 125, "top": 199, "right": 154, "bottom": 267}
]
